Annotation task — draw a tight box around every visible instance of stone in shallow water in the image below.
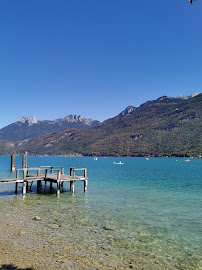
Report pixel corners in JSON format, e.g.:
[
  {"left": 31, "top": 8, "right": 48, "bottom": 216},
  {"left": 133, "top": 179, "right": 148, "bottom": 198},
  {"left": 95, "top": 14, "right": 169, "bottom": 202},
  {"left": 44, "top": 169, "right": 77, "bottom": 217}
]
[
  {"left": 103, "top": 226, "right": 114, "bottom": 231},
  {"left": 33, "top": 216, "right": 41, "bottom": 221},
  {"left": 47, "top": 224, "right": 60, "bottom": 229},
  {"left": 19, "top": 231, "right": 26, "bottom": 235}
]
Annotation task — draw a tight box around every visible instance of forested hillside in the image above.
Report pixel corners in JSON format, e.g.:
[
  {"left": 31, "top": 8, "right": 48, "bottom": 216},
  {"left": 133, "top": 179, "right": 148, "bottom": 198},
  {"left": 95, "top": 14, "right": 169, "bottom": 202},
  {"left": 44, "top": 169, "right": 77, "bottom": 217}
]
[{"left": 13, "top": 94, "right": 202, "bottom": 157}]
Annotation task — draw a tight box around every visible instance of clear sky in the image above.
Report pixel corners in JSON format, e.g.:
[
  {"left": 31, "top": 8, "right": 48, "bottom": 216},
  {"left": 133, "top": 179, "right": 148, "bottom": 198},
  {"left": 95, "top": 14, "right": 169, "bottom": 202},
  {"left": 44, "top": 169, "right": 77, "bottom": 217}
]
[{"left": 0, "top": 0, "right": 201, "bottom": 128}]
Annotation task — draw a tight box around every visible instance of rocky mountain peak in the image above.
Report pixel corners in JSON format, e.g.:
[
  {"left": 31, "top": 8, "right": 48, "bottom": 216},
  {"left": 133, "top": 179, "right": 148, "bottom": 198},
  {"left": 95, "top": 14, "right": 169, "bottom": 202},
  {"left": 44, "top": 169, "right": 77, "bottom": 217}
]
[
  {"left": 63, "top": 114, "right": 96, "bottom": 126},
  {"left": 120, "top": 106, "right": 136, "bottom": 116},
  {"left": 175, "top": 92, "right": 200, "bottom": 100},
  {"left": 18, "top": 116, "right": 38, "bottom": 125}
]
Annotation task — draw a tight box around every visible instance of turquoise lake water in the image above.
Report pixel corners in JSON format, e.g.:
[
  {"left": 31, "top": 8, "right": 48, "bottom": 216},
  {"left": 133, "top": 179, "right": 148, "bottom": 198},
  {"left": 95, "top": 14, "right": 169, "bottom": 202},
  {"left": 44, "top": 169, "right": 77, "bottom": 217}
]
[{"left": 0, "top": 156, "right": 201, "bottom": 269}]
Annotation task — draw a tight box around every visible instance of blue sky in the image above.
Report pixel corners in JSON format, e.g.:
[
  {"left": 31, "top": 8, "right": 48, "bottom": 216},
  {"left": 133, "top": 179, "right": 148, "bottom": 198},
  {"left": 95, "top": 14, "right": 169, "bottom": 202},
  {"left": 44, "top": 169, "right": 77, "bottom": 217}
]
[{"left": 0, "top": 0, "right": 201, "bottom": 128}]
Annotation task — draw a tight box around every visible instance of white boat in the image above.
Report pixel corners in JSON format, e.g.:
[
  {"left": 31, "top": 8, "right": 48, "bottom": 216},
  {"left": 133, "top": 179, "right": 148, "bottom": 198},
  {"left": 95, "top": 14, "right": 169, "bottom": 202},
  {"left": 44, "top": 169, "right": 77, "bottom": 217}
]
[
  {"left": 185, "top": 159, "right": 191, "bottom": 162},
  {"left": 145, "top": 158, "right": 149, "bottom": 160},
  {"left": 94, "top": 157, "right": 97, "bottom": 160},
  {"left": 113, "top": 161, "right": 124, "bottom": 165}
]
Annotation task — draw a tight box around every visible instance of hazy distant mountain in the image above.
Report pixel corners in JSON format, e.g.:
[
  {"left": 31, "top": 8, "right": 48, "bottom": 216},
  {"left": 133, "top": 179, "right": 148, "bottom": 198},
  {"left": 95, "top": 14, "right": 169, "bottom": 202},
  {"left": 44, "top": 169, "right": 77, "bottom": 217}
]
[
  {"left": 0, "top": 115, "right": 100, "bottom": 142},
  {"left": 14, "top": 93, "right": 202, "bottom": 157}
]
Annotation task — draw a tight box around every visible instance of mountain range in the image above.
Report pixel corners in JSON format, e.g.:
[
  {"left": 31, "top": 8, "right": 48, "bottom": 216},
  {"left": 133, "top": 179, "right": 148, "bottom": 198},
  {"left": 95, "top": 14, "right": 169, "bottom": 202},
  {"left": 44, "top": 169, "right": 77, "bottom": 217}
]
[
  {"left": 0, "top": 93, "right": 201, "bottom": 157},
  {"left": 0, "top": 115, "right": 100, "bottom": 142}
]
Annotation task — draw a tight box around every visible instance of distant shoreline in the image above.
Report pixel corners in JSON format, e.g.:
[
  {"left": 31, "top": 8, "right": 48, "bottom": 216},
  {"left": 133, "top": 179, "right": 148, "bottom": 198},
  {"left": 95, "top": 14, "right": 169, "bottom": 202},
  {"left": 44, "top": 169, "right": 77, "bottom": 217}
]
[{"left": 0, "top": 154, "right": 201, "bottom": 158}]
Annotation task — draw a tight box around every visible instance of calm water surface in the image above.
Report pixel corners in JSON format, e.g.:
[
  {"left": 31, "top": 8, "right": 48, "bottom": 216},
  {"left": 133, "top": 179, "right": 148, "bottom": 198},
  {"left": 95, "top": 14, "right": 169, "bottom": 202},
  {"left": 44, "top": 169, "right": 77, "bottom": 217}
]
[{"left": 0, "top": 156, "right": 201, "bottom": 269}]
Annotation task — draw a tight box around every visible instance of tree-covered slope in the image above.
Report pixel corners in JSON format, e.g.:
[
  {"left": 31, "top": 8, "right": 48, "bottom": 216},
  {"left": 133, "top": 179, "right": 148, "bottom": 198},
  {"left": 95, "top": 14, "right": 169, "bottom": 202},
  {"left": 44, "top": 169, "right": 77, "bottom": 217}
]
[{"left": 15, "top": 94, "right": 202, "bottom": 157}]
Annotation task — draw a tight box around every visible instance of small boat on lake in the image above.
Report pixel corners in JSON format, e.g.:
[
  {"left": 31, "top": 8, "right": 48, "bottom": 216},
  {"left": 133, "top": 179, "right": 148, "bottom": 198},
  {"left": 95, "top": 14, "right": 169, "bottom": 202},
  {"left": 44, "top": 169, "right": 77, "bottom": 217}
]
[
  {"left": 94, "top": 157, "right": 97, "bottom": 160},
  {"left": 113, "top": 161, "right": 124, "bottom": 165},
  {"left": 185, "top": 159, "right": 191, "bottom": 162}
]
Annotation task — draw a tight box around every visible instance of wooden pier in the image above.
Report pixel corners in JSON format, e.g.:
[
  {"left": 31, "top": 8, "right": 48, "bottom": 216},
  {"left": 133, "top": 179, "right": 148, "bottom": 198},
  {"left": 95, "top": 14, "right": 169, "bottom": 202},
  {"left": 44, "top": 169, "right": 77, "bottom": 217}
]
[{"left": 0, "top": 153, "right": 88, "bottom": 196}]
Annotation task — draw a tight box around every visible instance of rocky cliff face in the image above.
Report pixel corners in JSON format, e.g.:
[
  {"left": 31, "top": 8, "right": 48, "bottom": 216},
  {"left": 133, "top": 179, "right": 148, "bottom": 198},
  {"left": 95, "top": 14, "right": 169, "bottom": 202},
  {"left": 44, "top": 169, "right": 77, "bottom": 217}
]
[
  {"left": 62, "top": 115, "right": 96, "bottom": 126},
  {"left": 120, "top": 106, "right": 136, "bottom": 116},
  {"left": 18, "top": 116, "right": 38, "bottom": 125}
]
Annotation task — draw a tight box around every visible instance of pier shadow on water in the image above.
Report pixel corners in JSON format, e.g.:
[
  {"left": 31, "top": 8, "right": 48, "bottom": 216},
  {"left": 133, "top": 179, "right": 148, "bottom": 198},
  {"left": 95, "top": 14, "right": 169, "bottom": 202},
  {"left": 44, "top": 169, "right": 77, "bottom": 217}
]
[{"left": 0, "top": 264, "right": 34, "bottom": 270}]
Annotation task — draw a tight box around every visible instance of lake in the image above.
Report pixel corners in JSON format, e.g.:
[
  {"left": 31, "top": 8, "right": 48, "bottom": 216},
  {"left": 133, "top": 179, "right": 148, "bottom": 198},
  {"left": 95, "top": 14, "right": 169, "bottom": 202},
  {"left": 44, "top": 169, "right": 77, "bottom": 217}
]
[{"left": 0, "top": 156, "right": 201, "bottom": 269}]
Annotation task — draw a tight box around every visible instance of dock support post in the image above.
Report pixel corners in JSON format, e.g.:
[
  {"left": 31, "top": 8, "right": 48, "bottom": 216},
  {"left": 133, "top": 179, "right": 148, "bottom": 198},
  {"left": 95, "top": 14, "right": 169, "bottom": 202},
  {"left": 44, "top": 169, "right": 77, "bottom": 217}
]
[
  {"left": 37, "top": 180, "right": 41, "bottom": 192},
  {"left": 57, "top": 181, "right": 60, "bottom": 196},
  {"left": 15, "top": 182, "right": 18, "bottom": 194},
  {"left": 23, "top": 169, "right": 26, "bottom": 179},
  {"left": 84, "top": 180, "right": 88, "bottom": 192},
  {"left": 84, "top": 169, "right": 87, "bottom": 178},
  {"left": 22, "top": 151, "right": 28, "bottom": 169},
  {"left": 50, "top": 181, "right": 52, "bottom": 189},
  {"left": 57, "top": 171, "right": 61, "bottom": 196},
  {"left": 37, "top": 169, "right": 41, "bottom": 192},
  {"left": 57, "top": 170, "right": 61, "bottom": 180},
  {"left": 11, "top": 152, "right": 16, "bottom": 172},
  {"left": 23, "top": 181, "right": 26, "bottom": 195},
  {"left": 37, "top": 168, "right": 41, "bottom": 177},
  {"left": 30, "top": 181, "right": 33, "bottom": 191},
  {"left": 16, "top": 169, "right": 19, "bottom": 178},
  {"left": 71, "top": 181, "right": 75, "bottom": 194}
]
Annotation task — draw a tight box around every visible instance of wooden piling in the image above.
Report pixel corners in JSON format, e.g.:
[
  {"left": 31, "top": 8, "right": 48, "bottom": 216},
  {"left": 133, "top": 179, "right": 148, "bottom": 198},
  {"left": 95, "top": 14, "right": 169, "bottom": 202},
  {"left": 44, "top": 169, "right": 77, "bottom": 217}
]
[
  {"left": 57, "top": 171, "right": 61, "bottom": 196},
  {"left": 84, "top": 180, "right": 88, "bottom": 192},
  {"left": 22, "top": 169, "right": 26, "bottom": 179},
  {"left": 84, "top": 169, "right": 87, "bottom": 178},
  {"left": 30, "top": 181, "right": 33, "bottom": 191},
  {"left": 37, "top": 180, "right": 41, "bottom": 192},
  {"left": 11, "top": 152, "right": 16, "bottom": 172},
  {"left": 23, "top": 181, "right": 26, "bottom": 195},
  {"left": 71, "top": 181, "right": 75, "bottom": 193},
  {"left": 57, "top": 180, "right": 60, "bottom": 196},
  {"left": 37, "top": 168, "right": 41, "bottom": 177},
  {"left": 15, "top": 182, "right": 18, "bottom": 194},
  {"left": 57, "top": 170, "right": 61, "bottom": 180},
  {"left": 16, "top": 169, "right": 19, "bottom": 178},
  {"left": 22, "top": 151, "right": 28, "bottom": 169}
]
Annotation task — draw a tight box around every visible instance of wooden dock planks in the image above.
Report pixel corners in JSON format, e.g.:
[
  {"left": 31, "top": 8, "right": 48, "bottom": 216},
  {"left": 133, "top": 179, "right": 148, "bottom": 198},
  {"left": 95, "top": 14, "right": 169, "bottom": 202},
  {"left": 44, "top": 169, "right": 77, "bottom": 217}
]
[{"left": 0, "top": 165, "right": 88, "bottom": 195}]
